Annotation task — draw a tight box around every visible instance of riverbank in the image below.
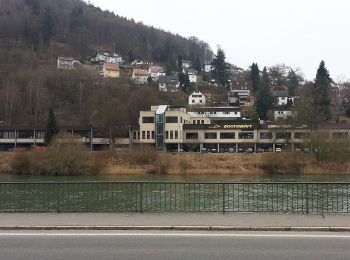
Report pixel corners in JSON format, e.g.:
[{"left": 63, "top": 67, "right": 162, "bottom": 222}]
[{"left": 1, "top": 151, "right": 350, "bottom": 176}]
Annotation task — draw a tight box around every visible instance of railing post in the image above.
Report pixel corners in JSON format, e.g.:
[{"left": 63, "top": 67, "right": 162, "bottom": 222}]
[
  {"left": 56, "top": 183, "right": 60, "bottom": 213},
  {"left": 305, "top": 183, "right": 309, "bottom": 214},
  {"left": 139, "top": 183, "right": 143, "bottom": 213},
  {"left": 222, "top": 183, "right": 226, "bottom": 214}
]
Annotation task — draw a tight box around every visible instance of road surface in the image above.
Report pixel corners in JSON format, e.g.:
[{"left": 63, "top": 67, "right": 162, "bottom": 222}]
[{"left": 1, "top": 231, "right": 350, "bottom": 260}]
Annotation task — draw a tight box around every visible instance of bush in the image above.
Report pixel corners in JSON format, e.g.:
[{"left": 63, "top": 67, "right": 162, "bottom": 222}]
[
  {"left": 262, "top": 152, "right": 306, "bottom": 174},
  {"left": 10, "top": 133, "right": 105, "bottom": 176}
]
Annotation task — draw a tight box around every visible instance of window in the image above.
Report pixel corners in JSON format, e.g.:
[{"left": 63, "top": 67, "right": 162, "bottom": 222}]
[
  {"left": 332, "top": 132, "right": 348, "bottom": 139},
  {"left": 166, "top": 116, "right": 178, "bottom": 123},
  {"left": 142, "top": 117, "right": 154, "bottom": 123},
  {"left": 238, "top": 132, "right": 254, "bottom": 139},
  {"left": 35, "top": 131, "right": 45, "bottom": 139},
  {"left": 192, "top": 100, "right": 195, "bottom": 103},
  {"left": 260, "top": 132, "right": 272, "bottom": 139},
  {"left": 170, "top": 131, "right": 174, "bottom": 139},
  {"left": 133, "top": 131, "right": 137, "bottom": 140},
  {"left": 166, "top": 131, "right": 169, "bottom": 139},
  {"left": 175, "top": 131, "right": 178, "bottom": 139},
  {"left": 18, "top": 131, "right": 34, "bottom": 138},
  {"left": 200, "top": 100, "right": 202, "bottom": 103},
  {"left": 294, "top": 132, "right": 311, "bottom": 139},
  {"left": 276, "top": 132, "right": 291, "bottom": 139},
  {"left": 147, "top": 131, "right": 150, "bottom": 139},
  {"left": 205, "top": 132, "right": 217, "bottom": 139},
  {"left": 220, "top": 132, "right": 235, "bottom": 139},
  {"left": 151, "top": 131, "right": 155, "bottom": 139},
  {"left": 186, "top": 132, "right": 198, "bottom": 139},
  {"left": 201, "top": 120, "right": 204, "bottom": 124},
  {"left": 142, "top": 131, "right": 146, "bottom": 139}
]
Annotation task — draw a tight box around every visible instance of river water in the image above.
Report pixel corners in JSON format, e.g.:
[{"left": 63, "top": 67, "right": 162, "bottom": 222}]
[{"left": 1, "top": 173, "right": 350, "bottom": 182}]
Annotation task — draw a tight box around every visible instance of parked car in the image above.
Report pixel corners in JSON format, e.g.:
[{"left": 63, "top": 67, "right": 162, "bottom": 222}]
[
  {"left": 211, "top": 148, "right": 218, "bottom": 153},
  {"left": 246, "top": 148, "right": 254, "bottom": 153},
  {"left": 238, "top": 148, "right": 244, "bottom": 153},
  {"left": 201, "top": 148, "right": 209, "bottom": 153},
  {"left": 303, "top": 148, "right": 311, "bottom": 153},
  {"left": 295, "top": 148, "right": 302, "bottom": 153},
  {"left": 227, "top": 148, "right": 236, "bottom": 153},
  {"left": 275, "top": 148, "right": 282, "bottom": 152}
]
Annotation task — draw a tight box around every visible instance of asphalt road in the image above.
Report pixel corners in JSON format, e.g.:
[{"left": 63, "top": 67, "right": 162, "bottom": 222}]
[{"left": 1, "top": 231, "right": 350, "bottom": 260}]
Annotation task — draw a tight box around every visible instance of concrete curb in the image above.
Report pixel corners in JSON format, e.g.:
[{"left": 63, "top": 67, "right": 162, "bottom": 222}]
[{"left": 0, "top": 226, "right": 350, "bottom": 232}]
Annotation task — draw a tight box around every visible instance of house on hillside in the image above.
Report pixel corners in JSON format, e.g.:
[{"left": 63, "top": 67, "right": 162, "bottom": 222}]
[
  {"left": 274, "top": 110, "right": 297, "bottom": 120},
  {"left": 149, "top": 65, "right": 166, "bottom": 81},
  {"left": 57, "top": 57, "right": 80, "bottom": 70},
  {"left": 187, "top": 68, "right": 197, "bottom": 83},
  {"left": 272, "top": 90, "right": 295, "bottom": 106},
  {"left": 92, "top": 52, "right": 124, "bottom": 64},
  {"left": 202, "top": 64, "right": 212, "bottom": 73},
  {"left": 103, "top": 63, "right": 120, "bottom": 78},
  {"left": 132, "top": 60, "right": 153, "bottom": 66},
  {"left": 188, "top": 90, "right": 206, "bottom": 106},
  {"left": 182, "top": 60, "right": 192, "bottom": 69},
  {"left": 228, "top": 83, "right": 253, "bottom": 106},
  {"left": 158, "top": 76, "right": 180, "bottom": 92},
  {"left": 131, "top": 69, "right": 149, "bottom": 84}
]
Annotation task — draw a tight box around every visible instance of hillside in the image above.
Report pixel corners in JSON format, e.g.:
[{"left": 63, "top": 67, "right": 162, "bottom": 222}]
[
  {"left": 0, "top": 0, "right": 213, "bottom": 66},
  {"left": 0, "top": 0, "right": 215, "bottom": 134}
]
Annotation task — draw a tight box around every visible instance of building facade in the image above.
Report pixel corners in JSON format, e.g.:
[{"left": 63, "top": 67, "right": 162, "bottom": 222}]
[{"left": 131, "top": 105, "right": 350, "bottom": 152}]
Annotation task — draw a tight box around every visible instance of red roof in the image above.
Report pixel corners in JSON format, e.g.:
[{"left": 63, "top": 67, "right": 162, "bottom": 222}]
[
  {"left": 133, "top": 69, "right": 149, "bottom": 76},
  {"left": 104, "top": 63, "right": 120, "bottom": 71}
]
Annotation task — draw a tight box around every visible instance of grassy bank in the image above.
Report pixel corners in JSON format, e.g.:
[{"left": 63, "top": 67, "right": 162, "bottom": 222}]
[{"left": 2, "top": 149, "right": 350, "bottom": 176}]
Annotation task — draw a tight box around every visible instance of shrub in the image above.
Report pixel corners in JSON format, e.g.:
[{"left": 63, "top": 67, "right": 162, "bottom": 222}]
[{"left": 262, "top": 152, "right": 306, "bottom": 174}]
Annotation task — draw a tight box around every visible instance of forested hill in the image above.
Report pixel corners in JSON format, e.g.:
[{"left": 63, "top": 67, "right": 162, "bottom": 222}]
[{"left": 0, "top": 0, "right": 213, "bottom": 66}]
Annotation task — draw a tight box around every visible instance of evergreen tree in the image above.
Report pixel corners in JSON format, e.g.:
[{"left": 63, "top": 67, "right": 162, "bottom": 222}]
[
  {"left": 250, "top": 63, "right": 260, "bottom": 92},
  {"left": 177, "top": 55, "right": 183, "bottom": 72},
  {"left": 312, "top": 61, "right": 332, "bottom": 122},
  {"left": 184, "top": 71, "right": 190, "bottom": 88},
  {"left": 128, "top": 50, "right": 134, "bottom": 63},
  {"left": 287, "top": 69, "right": 300, "bottom": 96},
  {"left": 44, "top": 108, "right": 58, "bottom": 145},
  {"left": 255, "top": 67, "right": 273, "bottom": 120},
  {"left": 211, "top": 48, "right": 229, "bottom": 86},
  {"left": 40, "top": 8, "right": 56, "bottom": 48},
  {"left": 194, "top": 55, "right": 202, "bottom": 72}
]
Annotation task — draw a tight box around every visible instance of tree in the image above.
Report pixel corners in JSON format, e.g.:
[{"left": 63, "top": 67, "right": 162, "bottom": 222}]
[
  {"left": 346, "top": 103, "right": 350, "bottom": 117},
  {"left": 268, "top": 64, "right": 289, "bottom": 87},
  {"left": 211, "top": 48, "right": 229, "bottom": 86},
  {"left": 44, "top": 108, "right": 59, "bottom": 145},
  {"left": 286, "top": 69, "right": 300, "bottom": 96},
  {"left": 255, "top": 67, "right": 273, "bottom": 120},
  {"left": 128, "top": 50, "right": 134, "bottom": 63},
  {"left": 194, "top": 55, "right": 202, "bottom": 73},
  {"left": 312, "top": 61, "right": 333, "bottom": 122},
  {"left": 40, "top": 8, "right": 56, "bottom": 48},
  {"left": 177, "top": 55, "right": 183, "bottom": 72},
  {"left": 250, "top": 63, "right": 260, "bottom": 92}
]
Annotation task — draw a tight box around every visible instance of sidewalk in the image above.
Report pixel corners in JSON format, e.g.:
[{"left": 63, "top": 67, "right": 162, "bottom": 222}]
[{"left": 1, "top": 213, "right": 350, "bottom": 231}]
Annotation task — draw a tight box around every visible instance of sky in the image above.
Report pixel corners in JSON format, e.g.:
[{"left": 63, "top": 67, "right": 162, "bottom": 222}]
[{"left": 90, "top": 0, "right": 350, "bottom": 81}]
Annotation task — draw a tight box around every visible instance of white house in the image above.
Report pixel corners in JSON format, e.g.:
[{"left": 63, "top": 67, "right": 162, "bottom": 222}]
[
  {"left": 132, "top": 69, "right": 149, "bottom": 84},
  {"left": 92, "top": 52, "right": 124, "bottom": 64},
  {"left": 182, "top": 60, "right": 192, "bottom": 69},
  {"left": 57, "top": 57, "right": 80, "bottom": 70},
  {"left": 159, "top": 76, "right": 180, "bottom": 92},
  {"left": 149, "top": 65, "right": 166, "bottom": 81},
  {"left": 274, "top": 110, "right": 296, "bottom": 120},
  {"left": 271, "top": 90, "right": 295, "bottom": 106},
  {"left": 202, "top": 64, "right": 212, "bottom": 73},
  {"left": 189, "top": 90, "right": 206, "bottom": 106},
  {"left": 187, "top": 69, "right": 197, "bottom": 83}
]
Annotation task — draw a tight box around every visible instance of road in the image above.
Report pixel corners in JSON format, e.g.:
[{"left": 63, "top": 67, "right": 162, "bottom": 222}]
[{"left": 1, "top": 231, "right": 350, "bottom": 260}]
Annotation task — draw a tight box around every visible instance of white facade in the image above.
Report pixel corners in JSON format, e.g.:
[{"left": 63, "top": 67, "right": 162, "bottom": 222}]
[
  {"left": 57, "top": 57, "right": 80, "bottom": 70},
  {"left": 188, "top": 107, "right": 241, "bottom": 119},
  {"left": 203, "top": 64, "right": 212, "bottom": 73},
  {"left": 189, "top": 90, "right": 206, "bottom": 105},
  {"left": 149, "top": 66, "right": 166, "bottom": 81},
  {"left": 274, "top": 110, "right": 296, "bottom": 120},
  {"left": 188, "top": 70, "right": 197, "bottom": 83},
  {"left": 93, "top": 53, "right": 124, "bottom": 64}
]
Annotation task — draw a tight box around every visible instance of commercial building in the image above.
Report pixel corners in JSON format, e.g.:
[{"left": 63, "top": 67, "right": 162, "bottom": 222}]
[{"left": 130, "top": 105, "right": 350, "bottom": 152}]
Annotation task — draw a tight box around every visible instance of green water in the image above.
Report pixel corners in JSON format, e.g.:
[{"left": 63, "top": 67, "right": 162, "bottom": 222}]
[{"left": 1, "top": 173, "right": 350, "bottom": 182}]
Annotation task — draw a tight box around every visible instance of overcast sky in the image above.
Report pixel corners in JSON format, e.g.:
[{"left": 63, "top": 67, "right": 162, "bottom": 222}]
[{"left": 91, "top": 0, "right": 349, "bottom": 81}]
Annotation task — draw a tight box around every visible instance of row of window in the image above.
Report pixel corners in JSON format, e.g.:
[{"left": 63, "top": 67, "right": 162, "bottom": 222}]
[
  {"left": 185, "top": 132, "right": 316, "bottom": 140},
  {"left": 0, "top": 131, "right": 45, "bottom": 139},
  {"left": 134, "top": 130, "right": 180, "bottom": 140},
  {"left": 142, "top": 116, "right": 181, "bottom": 124}
]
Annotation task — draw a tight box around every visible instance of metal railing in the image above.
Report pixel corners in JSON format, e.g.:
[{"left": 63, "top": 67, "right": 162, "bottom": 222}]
[{"left": 0, "top": 182, "right": 349, "bottom": 214}]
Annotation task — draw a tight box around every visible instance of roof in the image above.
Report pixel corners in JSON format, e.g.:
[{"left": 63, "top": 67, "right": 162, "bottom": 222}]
[
  {"left": 187, "top": 68, "right": 197, "bottom": 75},
  {"left": 133, "top": 69, "right": 149, "bottom": 76},
  {"left": 104, "top": 63, "right": 120, "bottom": 71},
  {"left": 271, "top": 90, "right": 289, "bottom": 97},
  {"left": 194, "top": 107, "right": 241, "bottom": 112},
  {"left": 231, "top": 81, "right": 253, "bottom": 91},
  {"left": 159, "top": 75, "right": 179, "bottom": 84},
  {"left": 149, "top": 65, "right": 164, "bottom": 73},
  {"left": 58, "top": 57, "right": 74, "bottom": 61}
]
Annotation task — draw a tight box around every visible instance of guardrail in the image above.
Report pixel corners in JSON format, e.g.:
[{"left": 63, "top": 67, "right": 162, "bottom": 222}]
[{"left": 0, "top": 182, "right": 349, "bottom": 213}]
